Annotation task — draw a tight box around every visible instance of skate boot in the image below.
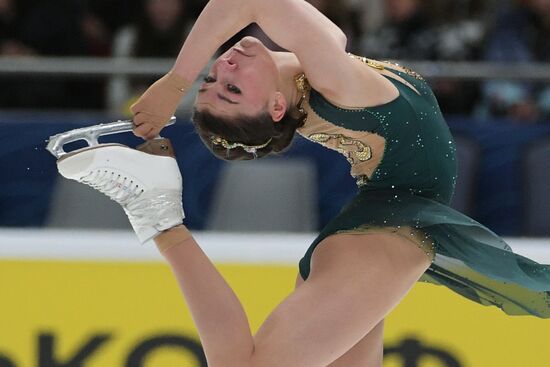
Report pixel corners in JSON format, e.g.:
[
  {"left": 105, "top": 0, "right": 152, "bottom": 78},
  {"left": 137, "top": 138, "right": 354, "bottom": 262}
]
[{"left": 47, "top": 119, "right": 184, "bottom": 243}]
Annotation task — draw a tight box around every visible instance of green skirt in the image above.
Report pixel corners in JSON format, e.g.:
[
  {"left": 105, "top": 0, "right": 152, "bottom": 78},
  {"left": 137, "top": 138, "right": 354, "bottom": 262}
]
[{"left": 299, "top": 188, "right": 550, "bottom": 318}]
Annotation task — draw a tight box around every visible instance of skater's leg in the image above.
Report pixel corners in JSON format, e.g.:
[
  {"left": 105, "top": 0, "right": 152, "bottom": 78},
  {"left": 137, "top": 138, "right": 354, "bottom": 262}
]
[
  {"left": 157, "top": 227, "right": 430, "bottom": 367},
  {"left": 328, "top": 320, "right": 384, "bottom": 367},
  {"left": 296, "top": 274, "right": 384, "bottom": 367},
  {"left": 156, "top": 226, "right": 255, "bottom": 365}
]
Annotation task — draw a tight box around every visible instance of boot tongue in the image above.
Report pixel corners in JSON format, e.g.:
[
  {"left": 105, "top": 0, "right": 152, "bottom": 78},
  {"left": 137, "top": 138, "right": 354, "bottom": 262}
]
[{"left": 136, "top": 138, "right": 176, "bottom": 158}]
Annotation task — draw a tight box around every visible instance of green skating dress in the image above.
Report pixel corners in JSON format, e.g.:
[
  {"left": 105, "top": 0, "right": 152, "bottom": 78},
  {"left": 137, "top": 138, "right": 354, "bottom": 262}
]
[{"left": 296, "top": 55, "right": 550, "bottom": 318}]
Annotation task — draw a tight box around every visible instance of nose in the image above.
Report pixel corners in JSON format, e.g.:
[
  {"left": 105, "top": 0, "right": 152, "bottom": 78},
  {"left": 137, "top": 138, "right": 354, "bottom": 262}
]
[
  {"left": 225, "top": 59, "right": 238, "bottom": 70},
  {"left": 219, "top": 55, "right": 238, "bottom": 71}
]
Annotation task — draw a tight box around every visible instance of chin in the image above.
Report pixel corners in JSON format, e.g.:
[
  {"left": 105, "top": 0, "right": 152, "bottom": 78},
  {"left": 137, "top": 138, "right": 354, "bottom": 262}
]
[{"left": 239, "top": 36, "right": 263, "bottom": 47}]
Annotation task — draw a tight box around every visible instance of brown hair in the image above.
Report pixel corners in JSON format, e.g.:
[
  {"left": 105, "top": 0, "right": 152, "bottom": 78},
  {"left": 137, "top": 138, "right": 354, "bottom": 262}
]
[{"left": 192, "top": 108, "right": 305, "bottom": 160}]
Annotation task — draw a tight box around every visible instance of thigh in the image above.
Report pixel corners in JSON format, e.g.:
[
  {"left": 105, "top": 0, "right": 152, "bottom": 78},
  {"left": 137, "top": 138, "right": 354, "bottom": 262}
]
[
  {"left": 295, "top": 274, "right": 384, "bottom": 367},
  {"left": 328, "top": 320, "right": 384, "bottom": 367},
  {"left": 247, "top": 233, "right": 430, "bottom": 367}
]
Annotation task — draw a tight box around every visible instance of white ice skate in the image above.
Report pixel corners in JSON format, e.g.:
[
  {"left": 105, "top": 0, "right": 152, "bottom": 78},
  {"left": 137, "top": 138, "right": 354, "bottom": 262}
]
[{"left": 46, "top": 118, "right": 184, "bottom": 243}]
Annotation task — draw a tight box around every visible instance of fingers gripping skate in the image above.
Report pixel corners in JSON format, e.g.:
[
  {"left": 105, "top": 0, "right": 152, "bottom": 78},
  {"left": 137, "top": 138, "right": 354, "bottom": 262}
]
[{"left": 47, "top": 119, "right": 184, "bottom": 243}]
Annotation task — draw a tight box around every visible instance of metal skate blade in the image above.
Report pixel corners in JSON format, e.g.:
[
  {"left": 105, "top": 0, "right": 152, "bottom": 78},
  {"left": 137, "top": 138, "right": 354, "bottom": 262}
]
[{"left": 46, "top": 116, "right": 176, "bottom": 159}]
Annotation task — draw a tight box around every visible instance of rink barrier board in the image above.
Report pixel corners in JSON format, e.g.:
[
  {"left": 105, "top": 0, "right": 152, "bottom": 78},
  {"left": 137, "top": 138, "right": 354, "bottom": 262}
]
[{"left": 0, "top": 229, "right": 549, "bottom": 367}]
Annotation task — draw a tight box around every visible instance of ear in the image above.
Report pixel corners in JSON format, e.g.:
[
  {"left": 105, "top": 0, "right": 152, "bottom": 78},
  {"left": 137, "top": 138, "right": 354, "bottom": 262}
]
[{"left": 269, "top": 92, "right": 287, "bottom": 122}]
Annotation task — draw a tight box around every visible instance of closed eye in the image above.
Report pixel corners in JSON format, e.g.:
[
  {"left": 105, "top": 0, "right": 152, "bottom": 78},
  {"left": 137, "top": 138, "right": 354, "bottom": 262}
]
[
  {"left": 199, "top": 75, "right": 240, "bottom": 104},
  {"left": 227, "top": 84, "right": 241, "bottom": 94},
  {"left": 203, "top": 76, "right": 241, "bottom": 95},
  {"left": 203, "top": 75, "right": 216, "bottom": 83}
]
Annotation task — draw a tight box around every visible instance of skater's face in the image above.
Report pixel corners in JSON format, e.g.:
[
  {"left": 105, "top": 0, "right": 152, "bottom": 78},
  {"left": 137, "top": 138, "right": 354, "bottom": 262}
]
[{"left": 195, "top": 37, "right": 286, "bottom": 122}]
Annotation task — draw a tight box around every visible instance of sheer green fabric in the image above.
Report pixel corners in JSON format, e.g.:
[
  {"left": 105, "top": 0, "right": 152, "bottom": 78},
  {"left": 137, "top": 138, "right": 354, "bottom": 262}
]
[{"left": 298, "top": 59, "right": 550, "bottom": 318}]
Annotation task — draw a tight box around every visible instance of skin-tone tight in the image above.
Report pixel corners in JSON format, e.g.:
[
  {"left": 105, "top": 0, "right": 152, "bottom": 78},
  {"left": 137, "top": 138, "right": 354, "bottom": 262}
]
[
  {"left": 156, "top": 225, "right": 430, "bottom": 367},
  {"left": 295, "top": 274, "right": 386, "bottom": 367}
]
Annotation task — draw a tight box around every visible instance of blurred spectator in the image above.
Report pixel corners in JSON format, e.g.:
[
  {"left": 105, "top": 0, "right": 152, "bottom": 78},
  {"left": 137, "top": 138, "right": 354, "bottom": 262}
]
[
  {"left": 0, "top": 0, "right": 33, "bottom": 56},
  {"left": 0, "top": 0, "right": 32, "bottom": 107},
  {"left": 80, "top": 7, "right": 112, "bottom": 57},
  {"left": 355, "top": 0, "right": 385, "bottom": 34},
  {"left": 18, "top": 0, "right": 87, "bottom": 56},
  {"left": 480, "top": 0, "right": 550, "bottom": 123},
  {"left": 82, "top": 0, "right": 140, "bottom": 41},
  {"left": 360, "top": 0, "right": 487, "bottom": 115},
  {"left": 221, "top": 0, "right": 362, "bottom": 55},
  {"left": 361, "top": 0, "right": 438, "bottom": 60},
  {"left": 0, "top": 0, "right": 107, "bottom": 109},
  {"left": 108, "top": 0, "right": 192, "bottom": 113},
  {"left": 307, "top": 0, "right": 362, "bottom": 51},
  {"left": 361, "top": 0, "right": 487, "bottom": 60}
]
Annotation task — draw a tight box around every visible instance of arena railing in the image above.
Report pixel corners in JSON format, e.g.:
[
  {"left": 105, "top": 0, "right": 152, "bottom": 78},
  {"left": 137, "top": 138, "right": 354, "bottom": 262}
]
[{"left": 0, "top": 57, "right": 550, "bottom": 80}]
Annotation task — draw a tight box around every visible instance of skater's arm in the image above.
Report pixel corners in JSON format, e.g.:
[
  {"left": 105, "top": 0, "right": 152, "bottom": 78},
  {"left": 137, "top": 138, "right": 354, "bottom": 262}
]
[
  {"left": 131, "top": 0, "right": 350, "bottom": 139},
  {"left": 155, "top": 225, "right": 256, "bottom": 366},
  {"left": 130, "top": 0, "right": 251, "bottom": 139},
  {"left": 172, "top": 0, "right": 349, "bottom": 94}
]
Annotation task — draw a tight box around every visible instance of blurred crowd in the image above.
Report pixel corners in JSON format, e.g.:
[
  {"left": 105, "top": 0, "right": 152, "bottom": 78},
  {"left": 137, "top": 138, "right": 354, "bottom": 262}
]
[{"left": 0, "top": 0, "right": 549, "bottom": 122}]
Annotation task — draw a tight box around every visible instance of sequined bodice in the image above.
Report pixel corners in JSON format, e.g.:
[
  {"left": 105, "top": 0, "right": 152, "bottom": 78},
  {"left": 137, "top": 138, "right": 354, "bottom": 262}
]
[{"left": 295, "top": 55, "right": 457, "bottom": 204}]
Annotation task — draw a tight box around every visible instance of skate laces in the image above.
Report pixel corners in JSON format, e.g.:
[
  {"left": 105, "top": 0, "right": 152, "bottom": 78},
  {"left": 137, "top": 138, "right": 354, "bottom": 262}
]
[
  {"left": 80, "top": 169, "right": 183, "bottom": 230},
  {"left": 81, "top": 169, "right": 143, "bottom": 205}
]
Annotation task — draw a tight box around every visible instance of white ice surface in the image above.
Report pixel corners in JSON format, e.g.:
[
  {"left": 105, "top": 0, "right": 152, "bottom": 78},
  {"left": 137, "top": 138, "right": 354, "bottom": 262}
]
[
  {"left": 0, "top": 228, "right": 313, "bottom": 263},
  {"left": 0, "top": 228, "right": 548, "bottom": 265}
]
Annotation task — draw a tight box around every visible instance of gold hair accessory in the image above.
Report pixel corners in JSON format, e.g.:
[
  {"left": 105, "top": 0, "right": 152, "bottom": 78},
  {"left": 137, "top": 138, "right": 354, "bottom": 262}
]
[{"left": 210, "top": 135, "right": 272, "bottom": 157}]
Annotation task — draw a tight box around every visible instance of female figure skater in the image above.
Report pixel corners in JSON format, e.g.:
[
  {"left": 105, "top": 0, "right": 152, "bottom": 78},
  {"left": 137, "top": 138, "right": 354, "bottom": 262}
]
[{"left": 65, "top": 0, "right": 550, "bottom": 366}]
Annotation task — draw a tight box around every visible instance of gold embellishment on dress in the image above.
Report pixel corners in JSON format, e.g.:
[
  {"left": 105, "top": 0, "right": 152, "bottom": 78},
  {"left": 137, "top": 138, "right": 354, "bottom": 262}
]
[
  {"left": 384, "top": 61, "right": 425, "bottom": 81},
  {"left": 348, "top": 53, "right": 386, "bottom": 71},
  {"left": 356, "top": 175, "right": 369, "bottom": 187},
  {"left": 295, "top": 73, "right": 309, "bottom": 94},
  {"left": 294, "top": 72, "right": 381, "bottom": 180},
  {"left": 336, "top": 225, "right": 436, "bottom": 262},
  {"left": 294, "top": 73, "right": 310, "bottom": 125},
  {"left": 367, "top": 59, "right": 385, "bottom": 70},
  {"left": 348, "top": 53, "right": 384, "bottom": 70},
  {"left": 348, "top": 53, "right": 424, "bottom": 81},
  {"left": 308, "top": 133, "right": 372, "bottom": 165}
]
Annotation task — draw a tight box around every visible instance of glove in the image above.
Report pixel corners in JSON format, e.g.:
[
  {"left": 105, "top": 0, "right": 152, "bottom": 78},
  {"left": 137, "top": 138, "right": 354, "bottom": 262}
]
[{"left": 131, "top": 71, "right": 192, "bottom": 139}]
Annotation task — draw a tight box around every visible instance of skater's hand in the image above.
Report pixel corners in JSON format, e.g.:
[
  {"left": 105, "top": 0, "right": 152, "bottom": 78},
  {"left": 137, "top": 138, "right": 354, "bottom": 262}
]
[{"left": 131, "top": 72, "right": 191, "bottom": 140}]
